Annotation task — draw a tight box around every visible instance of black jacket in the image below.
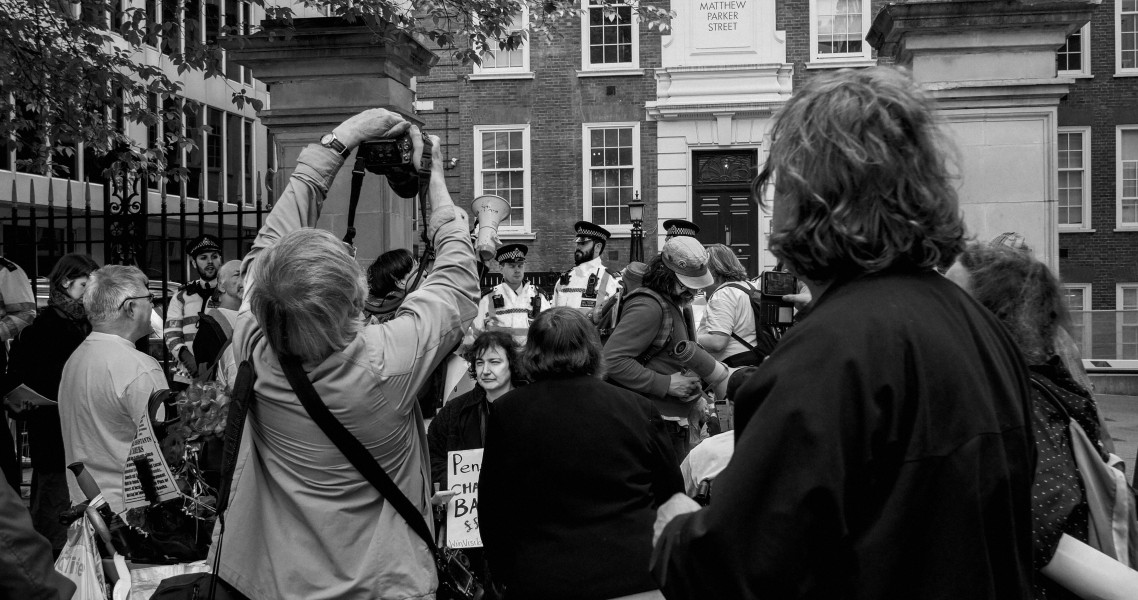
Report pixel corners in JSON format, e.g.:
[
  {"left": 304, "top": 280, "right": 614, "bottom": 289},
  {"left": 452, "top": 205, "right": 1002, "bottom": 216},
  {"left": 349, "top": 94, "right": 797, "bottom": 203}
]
[
  {"left": 652, "top": 268, "right": 1036, "bottom": 600},
  {"left": 3, "top": 307, "right": 90, "bottom": 471},
  {"left": 427, "top": 386, "right": 489, "bottom": 490},
  {"left": 480, "top": 376, "right": 683, "bottom": 600}
]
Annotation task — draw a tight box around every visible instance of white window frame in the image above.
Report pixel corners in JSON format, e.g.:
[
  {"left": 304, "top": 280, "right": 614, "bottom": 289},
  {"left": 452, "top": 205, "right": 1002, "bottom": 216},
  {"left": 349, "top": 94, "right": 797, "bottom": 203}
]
[
  {"left": 579, "top": 0, "right": 640, "bottom": 74},
  {"left": 1117, "top": 284, "right": 1138, "bottom": 359},
  {"left": 1058, "top": 23, "right": 1091, "bottom": 78},
  {"left": 1064, "top": 284, "right": 1092, "bottom": 358},
  {"left": 1118, "top": 125, "right": 1138, "bottom": 229},
  {"left": 808, "top": 0, "right": 873, "bottom": 65},
  {"left": 1118, "top": 0, "right": 1138, "bottom": 76},
  {"left": 473, "top": 124, "right": 532, "bottom": 235},
  {"left": 1058, "top": 126, "right": 1092, "bottom": 231},
  {"left": 581, "top": 121, "right": 641, "bottom": 235},
  {"left": 472, "top": 8, "right": 532, "bottom": 79}
]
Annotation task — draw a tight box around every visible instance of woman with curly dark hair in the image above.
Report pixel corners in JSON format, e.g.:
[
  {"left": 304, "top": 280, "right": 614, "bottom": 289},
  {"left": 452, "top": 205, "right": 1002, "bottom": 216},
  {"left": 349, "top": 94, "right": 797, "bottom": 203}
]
[
  {"left": 426, "top": 329, "right": 522, "bottom": 599},
  {"left": 652, "top": 67, "right": 1036, "bottom": 600}
]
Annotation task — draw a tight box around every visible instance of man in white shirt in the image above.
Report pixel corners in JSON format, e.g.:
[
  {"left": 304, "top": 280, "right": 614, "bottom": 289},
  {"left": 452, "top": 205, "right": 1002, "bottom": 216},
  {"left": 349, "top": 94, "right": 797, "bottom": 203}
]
[
  {"left": 552, "top": 220, "right": 620, "bottom": 318},
  {"left": 59, "top": 265, "right": 168, "bottom": 513}
]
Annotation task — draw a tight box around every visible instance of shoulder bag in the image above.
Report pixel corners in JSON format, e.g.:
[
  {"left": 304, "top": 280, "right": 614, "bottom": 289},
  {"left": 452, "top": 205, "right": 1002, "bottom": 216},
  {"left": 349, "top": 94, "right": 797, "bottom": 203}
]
[{"left": 277, "top": 354, "right": 482, "bottom": 600}]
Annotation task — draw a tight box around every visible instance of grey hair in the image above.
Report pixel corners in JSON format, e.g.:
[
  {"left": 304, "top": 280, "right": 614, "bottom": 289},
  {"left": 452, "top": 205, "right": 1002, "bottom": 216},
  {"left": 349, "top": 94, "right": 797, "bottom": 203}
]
[
  {"left": 84, "top": 265, "right": 149, "bottom": 326},
  {"left": 218, "top": 260, "right": 243, "bottom": 295},
  {"left": 249, "top": 228, "right": 366, "bottom": 362}
]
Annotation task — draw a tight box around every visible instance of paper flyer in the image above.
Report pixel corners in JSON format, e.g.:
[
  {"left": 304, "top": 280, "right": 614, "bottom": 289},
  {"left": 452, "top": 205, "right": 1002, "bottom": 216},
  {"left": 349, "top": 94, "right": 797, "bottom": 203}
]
[
  {"left": 445, "top": 448, "right": 484, "bottom": 549},
  {"left": 122, "top": 413, "right": 183, "bottom": 510}
]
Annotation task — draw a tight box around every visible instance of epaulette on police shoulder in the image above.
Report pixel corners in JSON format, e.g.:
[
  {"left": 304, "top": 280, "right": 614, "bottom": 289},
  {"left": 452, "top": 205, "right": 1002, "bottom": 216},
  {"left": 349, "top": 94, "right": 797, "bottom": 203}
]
[
  {"left": 558, "top": 270, "right": 571, "bottom": 285},
  {"left": 606, "top": 268, "right": 619, "bottom": 278},
  {"left": 0, "top": 257, "right": 18, "bottom": 272}
]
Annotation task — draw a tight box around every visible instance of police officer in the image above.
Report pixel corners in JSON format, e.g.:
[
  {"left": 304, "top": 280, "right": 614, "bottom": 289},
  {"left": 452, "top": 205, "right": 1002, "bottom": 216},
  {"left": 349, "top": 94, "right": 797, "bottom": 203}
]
[
  {"left": 663, "top": 219, "right": 700, "bottom": 241},
  {"left": 552, "top": 221, "right": 621, "bottom": 318},
  {"left": 164, "top": 234, "right": 222, "bottom": 381},
  {"left": 471, "top": 244, "right": 549, "bottom": 347}
]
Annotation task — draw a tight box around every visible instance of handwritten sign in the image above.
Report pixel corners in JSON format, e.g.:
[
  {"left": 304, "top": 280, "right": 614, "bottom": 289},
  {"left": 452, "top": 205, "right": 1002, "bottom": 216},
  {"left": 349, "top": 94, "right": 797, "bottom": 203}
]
[
  {"left": 445, "top": 449, "right": 483, "bottom": 549},
  {"left": 122, "top": 413, "right": 183, "bottom": 510}
]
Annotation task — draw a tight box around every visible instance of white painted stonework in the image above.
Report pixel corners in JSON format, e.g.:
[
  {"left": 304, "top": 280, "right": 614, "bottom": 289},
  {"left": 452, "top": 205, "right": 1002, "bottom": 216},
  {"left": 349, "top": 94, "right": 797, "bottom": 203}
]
[{"left": 648, "top": 0, "right": 790, "bottom": 268}]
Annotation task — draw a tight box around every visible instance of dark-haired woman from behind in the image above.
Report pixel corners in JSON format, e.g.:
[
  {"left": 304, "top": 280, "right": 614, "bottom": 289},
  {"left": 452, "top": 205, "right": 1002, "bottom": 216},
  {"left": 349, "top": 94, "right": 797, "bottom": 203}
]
[
  {"left": 479, "top": 308, "right": 682, "bottom": 600},
  {"left": 946, "top": 244, "right": 1138, "bottom": 599},
  {"left": 2, "top": 252, "right": 99, "bottom": 556},
  {"left": 364, "top": 247, "right": 420, "bottom": 323}
]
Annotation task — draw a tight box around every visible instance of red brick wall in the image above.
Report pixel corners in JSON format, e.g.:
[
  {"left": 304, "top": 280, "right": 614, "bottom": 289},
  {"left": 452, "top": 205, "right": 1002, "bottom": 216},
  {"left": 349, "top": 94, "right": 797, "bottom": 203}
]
[
  {"left": 1057, "top": 1, "right": 1138, "bottom": 309},
  {"left": 417, "top": 3, "right": 666, "bottom": 274}
]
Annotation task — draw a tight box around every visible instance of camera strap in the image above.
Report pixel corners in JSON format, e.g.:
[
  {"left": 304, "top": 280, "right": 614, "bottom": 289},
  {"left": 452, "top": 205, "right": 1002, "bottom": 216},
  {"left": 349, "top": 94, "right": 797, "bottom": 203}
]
[
  {"left": 341, "top": 160, "right": 368, "bottom": 247},
  {"left": 278, "top": 353, "right": 441, "bottom": 563}
]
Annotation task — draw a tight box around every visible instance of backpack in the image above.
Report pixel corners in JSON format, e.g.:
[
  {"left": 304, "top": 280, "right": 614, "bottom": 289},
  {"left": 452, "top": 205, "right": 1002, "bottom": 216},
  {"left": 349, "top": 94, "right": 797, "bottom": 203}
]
[
  {"left": 1032, "top": 376, "right": 1138, "bottom": 568},
  {"left": 707, "top": 282, "right": 780, "bottom": 363},
  {"left": 613, "top": 288, "right": 675, "bottom": 365}
]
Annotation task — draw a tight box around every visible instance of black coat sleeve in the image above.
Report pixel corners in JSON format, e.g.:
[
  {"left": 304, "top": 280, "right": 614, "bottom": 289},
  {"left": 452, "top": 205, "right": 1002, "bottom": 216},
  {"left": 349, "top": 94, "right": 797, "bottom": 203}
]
[
  {"left": 0, "top": 474, "right": 76, "bottom": 600},
  {"left": 650, "top": 329, "right": 860, "bottom": 599}
]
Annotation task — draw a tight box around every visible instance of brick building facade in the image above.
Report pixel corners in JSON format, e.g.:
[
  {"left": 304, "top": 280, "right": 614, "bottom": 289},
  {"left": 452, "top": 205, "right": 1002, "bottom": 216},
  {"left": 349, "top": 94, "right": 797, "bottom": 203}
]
[{"left": 1055, "top": 0, "right": 1138, "bottom": 324}]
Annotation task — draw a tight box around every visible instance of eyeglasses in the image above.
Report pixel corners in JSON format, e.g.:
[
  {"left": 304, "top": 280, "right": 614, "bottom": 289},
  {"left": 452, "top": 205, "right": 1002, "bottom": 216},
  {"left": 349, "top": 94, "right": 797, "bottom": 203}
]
[{"left": 119, "top": 293, "right": 156, "bottom": 310}]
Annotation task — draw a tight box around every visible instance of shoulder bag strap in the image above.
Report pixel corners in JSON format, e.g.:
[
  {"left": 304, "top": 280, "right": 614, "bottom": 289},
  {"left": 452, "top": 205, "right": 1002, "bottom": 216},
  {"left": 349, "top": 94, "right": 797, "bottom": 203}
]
[
  {"left": 712, "top": 283, "right": 762, "bottom": 355},
  {"left": 278, "top": 354, "right": 440, "bottom": 560}
]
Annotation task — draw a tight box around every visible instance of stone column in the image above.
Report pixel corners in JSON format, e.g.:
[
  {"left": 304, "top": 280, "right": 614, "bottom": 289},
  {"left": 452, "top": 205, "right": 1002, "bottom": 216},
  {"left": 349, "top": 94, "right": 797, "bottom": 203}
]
[
  {"left": 223, "top": 18, "right": 438, "bottom": 265},
  {"left": 868, "top": 0, "right": 1096, "bottom": 269}
]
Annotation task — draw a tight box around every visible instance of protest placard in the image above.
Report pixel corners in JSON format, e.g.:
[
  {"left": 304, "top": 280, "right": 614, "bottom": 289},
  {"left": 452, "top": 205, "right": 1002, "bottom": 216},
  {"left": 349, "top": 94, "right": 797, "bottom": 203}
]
[
  {"left": 445, "top": 448, "right": 483, "bottom": 549},
  {"left": 122, "top": 413, "right": 183, "bottom": 510}
]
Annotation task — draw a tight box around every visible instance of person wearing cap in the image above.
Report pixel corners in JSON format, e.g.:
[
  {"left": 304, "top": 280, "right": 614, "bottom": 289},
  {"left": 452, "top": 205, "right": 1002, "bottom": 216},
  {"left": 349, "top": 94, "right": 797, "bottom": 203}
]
[
  {"left": 163, "top": 233, "right": 223, "bottom": 379},
  {"left": 470, "top": 243, "right": 549, "bottom": 348},
  {"left": 552, "top": 221, "right": 621, "bottom": 318},
  {"left": 602, "top": 237, "right": 711, "bottom": 462},
  {"left": 663, "top": 219, "right": 700, "bottom": 241}
]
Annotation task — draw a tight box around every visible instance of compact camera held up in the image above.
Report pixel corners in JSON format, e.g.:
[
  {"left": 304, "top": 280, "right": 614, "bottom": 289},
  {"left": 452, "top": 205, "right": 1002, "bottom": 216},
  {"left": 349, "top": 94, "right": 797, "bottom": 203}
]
[{"left": 756, "top": 270, "right": 798, "bottom": 328}]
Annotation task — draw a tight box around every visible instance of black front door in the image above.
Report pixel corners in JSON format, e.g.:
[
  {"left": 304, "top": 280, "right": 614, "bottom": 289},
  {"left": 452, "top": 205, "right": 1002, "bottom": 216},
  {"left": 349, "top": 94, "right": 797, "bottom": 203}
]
[{"left": 691, "top": 151, "right": 759, "bottom": 277}]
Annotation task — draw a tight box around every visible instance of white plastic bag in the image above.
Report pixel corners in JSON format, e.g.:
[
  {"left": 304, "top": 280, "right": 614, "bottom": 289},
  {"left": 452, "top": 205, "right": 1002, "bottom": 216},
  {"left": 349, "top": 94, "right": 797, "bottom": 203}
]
[{"left": 55, "top": 516, "right": 108, "bottom": 600}]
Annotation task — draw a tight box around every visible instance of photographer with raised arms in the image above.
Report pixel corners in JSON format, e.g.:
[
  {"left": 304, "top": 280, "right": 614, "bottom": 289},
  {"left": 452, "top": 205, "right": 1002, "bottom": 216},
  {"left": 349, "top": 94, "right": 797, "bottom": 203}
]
[{"left": 213, "top": 109, "right": 479, "bottom": 600}]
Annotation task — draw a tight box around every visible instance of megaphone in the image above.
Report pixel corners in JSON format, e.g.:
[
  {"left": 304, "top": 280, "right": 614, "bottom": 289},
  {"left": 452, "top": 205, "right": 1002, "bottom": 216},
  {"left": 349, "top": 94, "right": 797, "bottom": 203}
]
[{"left": 470, "top": 194, "right": 511, "bottom": 261}]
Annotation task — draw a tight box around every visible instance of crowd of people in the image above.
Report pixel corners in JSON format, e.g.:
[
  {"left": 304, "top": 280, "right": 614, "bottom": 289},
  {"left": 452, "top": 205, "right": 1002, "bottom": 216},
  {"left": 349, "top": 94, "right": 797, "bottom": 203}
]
[{"left": 2, "top": 65, "right": 1137, "bottom": 600}]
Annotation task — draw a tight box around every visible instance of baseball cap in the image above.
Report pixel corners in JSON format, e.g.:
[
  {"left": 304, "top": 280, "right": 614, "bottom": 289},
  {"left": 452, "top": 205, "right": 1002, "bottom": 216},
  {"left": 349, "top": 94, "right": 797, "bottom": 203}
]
[{"left": 661, "top": 237, "right": 713, "bottom": 290}]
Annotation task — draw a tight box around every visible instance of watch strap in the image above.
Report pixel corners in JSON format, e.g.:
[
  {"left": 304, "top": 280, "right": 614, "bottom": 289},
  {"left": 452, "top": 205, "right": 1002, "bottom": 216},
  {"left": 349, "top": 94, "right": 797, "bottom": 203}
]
[{"left": 322, "top": 133, "right": 351, "bottom": 157}]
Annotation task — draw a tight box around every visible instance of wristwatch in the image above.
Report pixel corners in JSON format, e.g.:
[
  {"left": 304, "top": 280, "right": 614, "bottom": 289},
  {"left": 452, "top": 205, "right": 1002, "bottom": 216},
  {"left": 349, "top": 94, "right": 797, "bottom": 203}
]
[{"left": 319, "top": 132, "right": 351, "bottom": 157}]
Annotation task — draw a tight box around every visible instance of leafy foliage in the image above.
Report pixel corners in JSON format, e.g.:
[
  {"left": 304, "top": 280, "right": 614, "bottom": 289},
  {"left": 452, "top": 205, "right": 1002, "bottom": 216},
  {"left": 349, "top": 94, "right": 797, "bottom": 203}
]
[{"left": 0, "top": 0, "right": 671, "bottom": 180}]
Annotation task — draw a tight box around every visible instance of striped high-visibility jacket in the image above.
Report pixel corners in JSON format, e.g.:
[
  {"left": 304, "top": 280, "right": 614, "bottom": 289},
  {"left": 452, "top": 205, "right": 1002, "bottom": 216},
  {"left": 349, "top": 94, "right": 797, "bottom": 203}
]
[{"left": 163, "top": 280, "right": 219, "bottom": 364}]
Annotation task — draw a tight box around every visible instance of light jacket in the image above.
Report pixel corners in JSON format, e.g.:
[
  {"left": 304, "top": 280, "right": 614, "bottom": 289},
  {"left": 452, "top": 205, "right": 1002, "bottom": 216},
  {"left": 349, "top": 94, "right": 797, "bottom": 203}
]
[{"left": 215, "top": 144, "right": 479, "bottom": 600}]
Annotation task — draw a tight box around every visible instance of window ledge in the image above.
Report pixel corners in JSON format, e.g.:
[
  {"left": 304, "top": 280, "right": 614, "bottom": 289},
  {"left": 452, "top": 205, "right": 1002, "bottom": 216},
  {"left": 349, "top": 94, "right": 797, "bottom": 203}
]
[
  {"left": 1058, "top": 72, "right": 1093, "bottom": 80},
  {"left": 805, "top": 58, "right": 876, "bottom": 70},
  {"left": 1113, "top": 227, "right": 1138, "bottom": 232},
  {"left": 497, "top": 231, "right": 537, "bottom": 241},
  {"left": 1059, "top": 227, "right": 1096, "bottom": 233},
  {"left": 576, "top": 68, "right": 646, "bottom": 78},
  {"left": 469, "top": 71, "right": 535, "bottom": 81},
  {"left": 1113, "top": 72, "right": 1138, "bottom": 78}
]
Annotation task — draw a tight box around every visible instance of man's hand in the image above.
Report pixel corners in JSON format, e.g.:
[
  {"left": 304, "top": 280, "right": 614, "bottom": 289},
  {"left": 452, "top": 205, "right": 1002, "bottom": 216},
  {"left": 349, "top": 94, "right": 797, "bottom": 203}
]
[
  {"left": 331, "top": 108, "right": 411, "bottom": 151},
  {"left": 179, "top": 348, "right": 198, "bottom": 377},
  {"left": 667, "top": 372, "right": 701, "bottom": 398},
  {"left": 783, "top": 290, "right": 812, "bottom": 311},
  {"left": 654, "top": 492, "right": 701, "bottom": 546}
]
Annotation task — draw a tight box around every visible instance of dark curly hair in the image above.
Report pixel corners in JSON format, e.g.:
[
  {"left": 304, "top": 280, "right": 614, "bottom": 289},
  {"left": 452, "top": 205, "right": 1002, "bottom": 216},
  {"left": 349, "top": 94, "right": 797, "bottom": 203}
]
[
  {"left": 464, "top": 330, "right": 523, "bottom": 383},
  {"left": 366, "top": 248, "right": 414, "bottom": 297},
  {"left": 753, "top": 67, "right": 965, "bottom": 283},
  {"left": 956, "top": 244, "right": 1068, "bottom": 365}
]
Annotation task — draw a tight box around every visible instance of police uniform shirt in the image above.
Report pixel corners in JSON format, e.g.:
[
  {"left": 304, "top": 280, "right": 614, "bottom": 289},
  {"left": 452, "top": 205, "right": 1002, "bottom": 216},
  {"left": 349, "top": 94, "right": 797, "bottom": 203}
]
[
  {"left": 552, "top": 256, "right": 621, "bottom": 315},
  {"left": 472, "top": 282, "right": 550, "bottom": 347}
]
